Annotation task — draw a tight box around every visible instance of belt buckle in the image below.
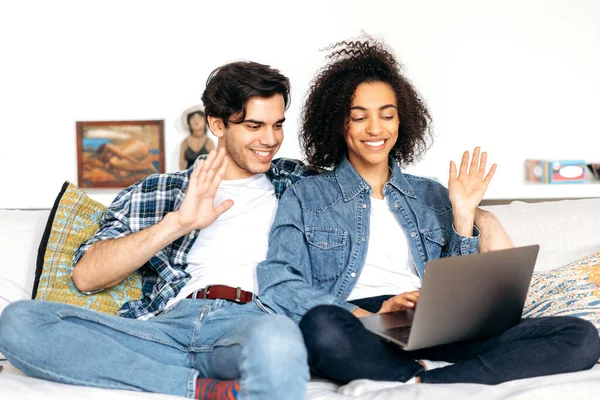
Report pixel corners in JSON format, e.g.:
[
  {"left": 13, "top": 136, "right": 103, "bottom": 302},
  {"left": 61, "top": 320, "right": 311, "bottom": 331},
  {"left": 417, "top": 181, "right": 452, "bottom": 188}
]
[
  {"left": 235, "top": 287, "right": 242, "bottom": 303},
  {"left": 202, "top": 285, "right": 211, "bottom": 299}
]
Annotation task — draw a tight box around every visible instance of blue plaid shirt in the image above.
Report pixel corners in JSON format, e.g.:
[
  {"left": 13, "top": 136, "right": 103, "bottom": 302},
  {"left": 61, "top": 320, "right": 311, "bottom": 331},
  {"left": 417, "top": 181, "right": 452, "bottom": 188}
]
[{"left": 73, "top": 157, "right": 309, "bottom": 320}]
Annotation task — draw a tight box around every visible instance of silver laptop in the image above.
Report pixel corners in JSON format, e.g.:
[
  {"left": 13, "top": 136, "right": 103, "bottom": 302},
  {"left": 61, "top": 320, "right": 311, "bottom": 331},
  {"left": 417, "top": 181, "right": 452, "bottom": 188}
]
[{"left": 360, "top": 245, "right": 539, "bottom": 351}]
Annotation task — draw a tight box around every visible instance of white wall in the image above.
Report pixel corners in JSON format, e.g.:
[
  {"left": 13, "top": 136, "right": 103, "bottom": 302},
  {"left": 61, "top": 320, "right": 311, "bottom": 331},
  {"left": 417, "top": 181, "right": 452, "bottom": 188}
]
[{"left": 1, "top": 0, "right": 599, "bottom": 208}]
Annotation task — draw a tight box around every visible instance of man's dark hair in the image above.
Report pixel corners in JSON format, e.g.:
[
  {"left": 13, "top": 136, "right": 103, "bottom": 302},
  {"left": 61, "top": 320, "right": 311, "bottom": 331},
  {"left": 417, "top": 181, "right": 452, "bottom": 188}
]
[
  {"left": 301, "top": 38, "right": 433, "bottom": 170},
  {"left": 202, "top": 61, "right": 291, "bottom": 127}
]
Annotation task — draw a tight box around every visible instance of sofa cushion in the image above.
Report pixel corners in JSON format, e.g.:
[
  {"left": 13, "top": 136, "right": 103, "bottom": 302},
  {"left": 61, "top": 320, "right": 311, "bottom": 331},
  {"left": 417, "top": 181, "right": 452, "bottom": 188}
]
[
  {"left": 524, "top": 250, "right": 600, "bottom": 334},
  {"left": 0, "top": 209, "right": 50, "bottom": 316},
  {"left": 34, "top": 181, "right": 141, "bottom": 314},
  {"left": 481, "top": 199, "right": 600, "bottom": 272}
]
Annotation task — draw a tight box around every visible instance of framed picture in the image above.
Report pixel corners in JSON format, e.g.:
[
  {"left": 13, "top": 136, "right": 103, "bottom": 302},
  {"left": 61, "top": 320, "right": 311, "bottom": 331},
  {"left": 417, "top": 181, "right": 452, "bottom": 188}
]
[{"left": 76, "top": 120, "right": 165, "bottom": 188}]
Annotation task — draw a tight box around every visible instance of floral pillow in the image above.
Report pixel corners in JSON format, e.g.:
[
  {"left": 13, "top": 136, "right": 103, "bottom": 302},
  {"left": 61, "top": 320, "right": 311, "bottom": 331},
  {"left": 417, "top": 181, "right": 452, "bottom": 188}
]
[
  {"left": 524, "top": 251, "right": 600, "bottom": 335},
  {"left": 33, "top": 181, "right": 141, "bottom": 314}
]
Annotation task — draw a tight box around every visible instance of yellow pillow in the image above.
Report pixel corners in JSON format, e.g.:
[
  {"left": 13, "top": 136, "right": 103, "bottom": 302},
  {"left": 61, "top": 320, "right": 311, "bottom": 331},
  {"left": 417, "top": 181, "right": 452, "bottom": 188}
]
[{"left": 34, "top": 182, "right": 141, "bottom": 314}]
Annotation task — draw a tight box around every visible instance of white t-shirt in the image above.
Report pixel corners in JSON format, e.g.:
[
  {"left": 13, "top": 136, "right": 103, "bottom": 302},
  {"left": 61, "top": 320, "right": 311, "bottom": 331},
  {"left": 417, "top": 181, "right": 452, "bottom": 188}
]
[
  {"left": 347, "top": 197, "right": 422, "bottom": 301},
  {"left": 165, "top": 174, "right": 277, "bottom": 308}
]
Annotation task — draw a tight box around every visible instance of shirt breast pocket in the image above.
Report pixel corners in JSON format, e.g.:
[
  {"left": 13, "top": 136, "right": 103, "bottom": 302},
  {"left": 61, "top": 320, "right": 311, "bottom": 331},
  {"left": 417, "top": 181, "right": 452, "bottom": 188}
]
[
  {"left": 420, "top": 227, "right": 447, "bottom": 260},
  {"left": 305, "top": 227, "right": 347, "bottom": 285}
]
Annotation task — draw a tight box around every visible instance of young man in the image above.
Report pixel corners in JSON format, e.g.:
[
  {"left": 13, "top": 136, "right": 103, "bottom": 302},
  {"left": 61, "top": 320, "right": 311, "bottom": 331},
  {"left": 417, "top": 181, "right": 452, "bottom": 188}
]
[
  {"left": 0, "top": 59, "right": 512, "bottom": 400},
  {"left": 0, "top": 61, "right": 309, "bottom": 400}
]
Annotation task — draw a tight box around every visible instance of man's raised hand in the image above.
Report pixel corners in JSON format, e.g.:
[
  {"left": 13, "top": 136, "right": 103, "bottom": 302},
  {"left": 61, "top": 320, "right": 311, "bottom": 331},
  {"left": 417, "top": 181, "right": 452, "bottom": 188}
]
[{"left": 175, "top": 148, "right": 234, "bottom": 231}]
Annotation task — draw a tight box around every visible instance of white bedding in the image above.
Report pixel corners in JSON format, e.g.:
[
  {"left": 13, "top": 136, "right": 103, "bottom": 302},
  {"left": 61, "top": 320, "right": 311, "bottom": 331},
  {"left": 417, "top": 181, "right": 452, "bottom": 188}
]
[
  {"left": 2, "top": 360, "right": 600, "bottom": 399},
  {"left": 2, "top": 200, "right": 600, "bottom": 399},
  {"left": 308, "top": 365, "right": 600, "bottom": 399}
]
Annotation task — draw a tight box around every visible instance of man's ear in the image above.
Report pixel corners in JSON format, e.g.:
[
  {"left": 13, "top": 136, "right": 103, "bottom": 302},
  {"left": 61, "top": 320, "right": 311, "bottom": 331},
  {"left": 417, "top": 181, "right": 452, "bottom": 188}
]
[{"left": 207, "top": 116, "right": 225, "bottom": 138}]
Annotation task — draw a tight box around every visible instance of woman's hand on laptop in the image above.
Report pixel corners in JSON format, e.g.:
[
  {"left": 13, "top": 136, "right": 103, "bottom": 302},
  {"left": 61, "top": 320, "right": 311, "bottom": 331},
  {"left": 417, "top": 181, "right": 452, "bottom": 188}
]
[{"left": 377, "top": 291, "right": 420, "bottom": 314}]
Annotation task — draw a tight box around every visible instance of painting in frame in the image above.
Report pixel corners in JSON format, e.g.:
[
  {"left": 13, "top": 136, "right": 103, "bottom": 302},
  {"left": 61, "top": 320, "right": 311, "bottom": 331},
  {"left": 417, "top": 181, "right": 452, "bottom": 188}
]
[{"left": 76, "top": 120, "right": 165, "bottom": 189}]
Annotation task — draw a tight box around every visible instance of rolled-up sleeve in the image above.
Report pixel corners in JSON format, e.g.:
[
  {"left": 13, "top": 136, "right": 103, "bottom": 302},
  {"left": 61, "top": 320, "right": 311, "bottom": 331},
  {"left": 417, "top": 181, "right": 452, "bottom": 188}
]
[{"left": 445, "top": 224, "right": 480, "bottom": 257}]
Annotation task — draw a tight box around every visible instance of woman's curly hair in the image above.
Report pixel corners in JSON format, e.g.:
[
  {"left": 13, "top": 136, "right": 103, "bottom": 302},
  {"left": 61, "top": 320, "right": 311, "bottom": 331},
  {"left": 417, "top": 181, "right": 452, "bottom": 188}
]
[{"left": 301, "top": 38, "right": 432, "bottom": 170}]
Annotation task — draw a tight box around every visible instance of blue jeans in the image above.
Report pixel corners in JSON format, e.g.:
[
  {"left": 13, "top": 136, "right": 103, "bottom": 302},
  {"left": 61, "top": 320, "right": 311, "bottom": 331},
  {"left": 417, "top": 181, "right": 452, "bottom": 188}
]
[
  {"left": 300, "top": 297, "right": 600, "bottom": 385},
  {"left": 0, "top": 299, "right": 309, "bottom": 399}
]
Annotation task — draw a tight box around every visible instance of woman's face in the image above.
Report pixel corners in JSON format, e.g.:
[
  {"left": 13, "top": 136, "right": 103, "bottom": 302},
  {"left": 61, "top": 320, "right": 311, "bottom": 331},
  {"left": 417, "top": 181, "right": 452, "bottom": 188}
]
[
  {"left": 345, "top": 81, "right": 399, "bottom": 173},
  {"left": 189, "top": 113, "right": 206, "bottom": 136}
]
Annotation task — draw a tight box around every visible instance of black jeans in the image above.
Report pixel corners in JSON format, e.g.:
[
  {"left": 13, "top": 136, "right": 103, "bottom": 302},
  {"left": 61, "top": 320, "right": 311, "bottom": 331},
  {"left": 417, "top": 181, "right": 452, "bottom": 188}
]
[{"left": 299, "top": 295, "right": 600, "bottom": 385}]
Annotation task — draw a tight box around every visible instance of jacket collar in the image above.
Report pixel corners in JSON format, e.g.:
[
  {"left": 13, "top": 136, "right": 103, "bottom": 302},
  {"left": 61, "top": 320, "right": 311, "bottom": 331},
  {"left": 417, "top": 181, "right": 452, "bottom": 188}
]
[{"left": 334, "top": 155, "right": 416, "bottom": 201}]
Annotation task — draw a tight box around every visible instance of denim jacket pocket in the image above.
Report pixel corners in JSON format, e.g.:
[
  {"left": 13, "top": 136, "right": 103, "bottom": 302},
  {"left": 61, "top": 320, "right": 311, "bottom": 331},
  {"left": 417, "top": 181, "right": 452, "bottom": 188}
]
[
  {"left": 420, "top": 227, "right": 447, "bottom": 260},
  {"left": 305, "top": 227, "right": 348, "bottom": 284}
]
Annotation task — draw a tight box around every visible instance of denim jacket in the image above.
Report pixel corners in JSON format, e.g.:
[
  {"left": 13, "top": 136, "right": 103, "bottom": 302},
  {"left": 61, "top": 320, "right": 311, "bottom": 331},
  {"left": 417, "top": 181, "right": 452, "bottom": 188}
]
[{"left": 256, "top": 156, "right": 480, "bottom": 323}]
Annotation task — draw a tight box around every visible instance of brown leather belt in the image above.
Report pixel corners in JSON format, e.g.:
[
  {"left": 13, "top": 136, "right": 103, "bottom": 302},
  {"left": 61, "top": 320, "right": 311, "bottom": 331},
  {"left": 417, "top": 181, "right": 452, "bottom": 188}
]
[{"left": 186, "top": 285, "right": 253, "bottom": 304}]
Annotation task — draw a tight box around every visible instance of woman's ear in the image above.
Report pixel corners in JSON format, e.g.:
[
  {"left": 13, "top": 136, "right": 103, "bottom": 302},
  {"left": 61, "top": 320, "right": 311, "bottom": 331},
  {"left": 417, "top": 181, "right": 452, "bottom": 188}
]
[{"left": 207, "top": 116, "right": 225, "bottom": 138}]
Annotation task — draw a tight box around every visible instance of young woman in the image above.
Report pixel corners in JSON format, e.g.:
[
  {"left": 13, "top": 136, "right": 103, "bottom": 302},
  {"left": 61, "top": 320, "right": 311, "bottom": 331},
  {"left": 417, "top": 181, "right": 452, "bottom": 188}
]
[{"left": 256, "top": 38, "right": 600, "bottom": 389}]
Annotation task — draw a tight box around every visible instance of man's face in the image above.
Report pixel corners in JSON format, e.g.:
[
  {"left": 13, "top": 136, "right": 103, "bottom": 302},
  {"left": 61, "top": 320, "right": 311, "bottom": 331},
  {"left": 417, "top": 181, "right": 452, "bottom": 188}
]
[{"left": 218, "top": 95, "right": 285, "bottom": 180}]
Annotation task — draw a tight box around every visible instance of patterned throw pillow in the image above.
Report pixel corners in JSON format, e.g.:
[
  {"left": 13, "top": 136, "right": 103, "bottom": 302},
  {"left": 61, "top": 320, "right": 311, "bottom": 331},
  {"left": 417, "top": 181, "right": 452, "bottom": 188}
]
[
  {"left": 524, "top": 251, "right": 600, "bottom": 334},
  {"left": 33, "top": 181, "right": 141, "bottom": 314}
]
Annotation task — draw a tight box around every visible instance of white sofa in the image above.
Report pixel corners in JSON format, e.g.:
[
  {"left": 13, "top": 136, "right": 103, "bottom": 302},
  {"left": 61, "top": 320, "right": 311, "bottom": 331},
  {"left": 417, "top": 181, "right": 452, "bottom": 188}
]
[{"left": 1, "top": 198, "right": 600, "bottom": 399}]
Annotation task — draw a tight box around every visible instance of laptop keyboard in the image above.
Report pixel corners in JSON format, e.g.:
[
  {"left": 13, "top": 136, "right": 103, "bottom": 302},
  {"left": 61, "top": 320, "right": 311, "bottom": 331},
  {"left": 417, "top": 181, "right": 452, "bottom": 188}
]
[{"left": 381, "top": 326, "right": 412, "bottom": 343}]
